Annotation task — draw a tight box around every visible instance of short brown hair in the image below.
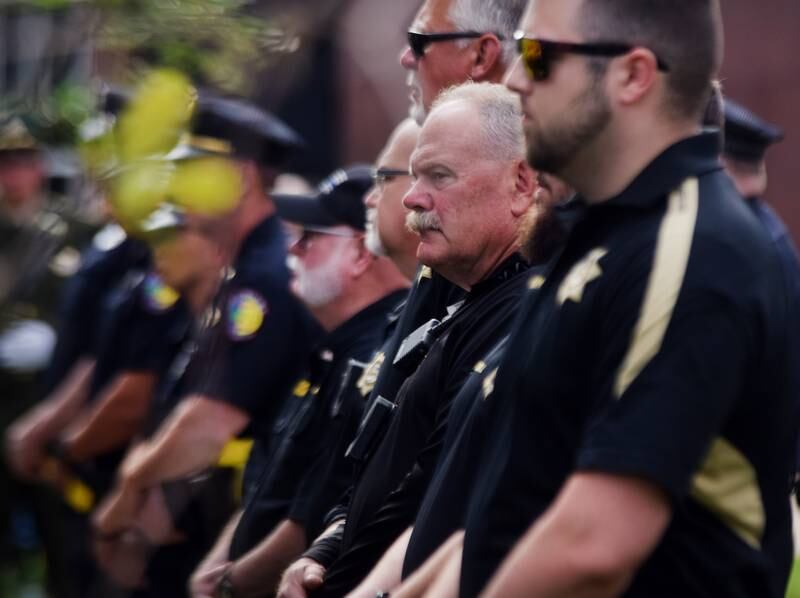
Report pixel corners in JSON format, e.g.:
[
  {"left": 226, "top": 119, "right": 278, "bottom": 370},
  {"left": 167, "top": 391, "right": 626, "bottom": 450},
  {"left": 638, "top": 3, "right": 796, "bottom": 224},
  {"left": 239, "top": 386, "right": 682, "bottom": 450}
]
[{"left": 579, "top": 0, "right": 722, "bottom": 120}]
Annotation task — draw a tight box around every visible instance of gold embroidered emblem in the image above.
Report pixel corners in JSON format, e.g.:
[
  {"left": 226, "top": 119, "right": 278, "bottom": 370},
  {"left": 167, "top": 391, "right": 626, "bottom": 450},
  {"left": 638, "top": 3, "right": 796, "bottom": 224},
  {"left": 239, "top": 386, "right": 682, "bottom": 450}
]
[
  {"left": 292, "top": 379, "right": 311, "bottom": 397},
  {"left": 557, "top": 248, "right": 608, "bottom": 306},
  {"left": 528, "top": 274, "right": 546, "bottom": 290},
  {"left": 357, "top": 351, "right": 385, "bottom": 397},
  {"left": 417, "top": 266, "right": 433, "bottom": 282},
  {"left": 482, "top": 368, "right": 498, "bottom": 400}
]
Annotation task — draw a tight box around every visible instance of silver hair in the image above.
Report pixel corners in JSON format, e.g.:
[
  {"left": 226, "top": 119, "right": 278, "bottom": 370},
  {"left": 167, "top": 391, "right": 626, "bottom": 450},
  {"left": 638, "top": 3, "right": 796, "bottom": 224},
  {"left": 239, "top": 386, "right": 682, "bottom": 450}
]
[
  {"left": 448, "top": 0, "right": 527, "bottom": 67},
  {"left": 430, "top": 81, "right": 525, "bottom": 161}
]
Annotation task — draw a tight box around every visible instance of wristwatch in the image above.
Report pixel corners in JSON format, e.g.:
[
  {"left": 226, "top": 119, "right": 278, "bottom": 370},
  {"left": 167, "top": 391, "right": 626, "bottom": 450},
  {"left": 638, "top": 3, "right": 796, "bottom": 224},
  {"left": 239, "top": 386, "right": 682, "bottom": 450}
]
[{"left": 216, "top": 566, "right": 235, "bottom": 598}]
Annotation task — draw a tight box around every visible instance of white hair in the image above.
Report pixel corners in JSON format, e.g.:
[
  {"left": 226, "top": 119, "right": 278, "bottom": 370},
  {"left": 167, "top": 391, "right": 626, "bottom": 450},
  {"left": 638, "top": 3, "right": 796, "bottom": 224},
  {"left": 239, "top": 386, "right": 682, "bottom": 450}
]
[
  {"left": 430, "top": 81, "right": 525, "bottom": 161},
  {"left": 448, "top": 0, "right": 527, "bottom": 66}
]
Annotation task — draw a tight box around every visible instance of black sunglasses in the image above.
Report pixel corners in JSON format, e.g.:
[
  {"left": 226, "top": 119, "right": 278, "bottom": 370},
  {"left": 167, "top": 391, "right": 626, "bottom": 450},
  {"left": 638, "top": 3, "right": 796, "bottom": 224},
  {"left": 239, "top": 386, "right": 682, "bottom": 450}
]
[
  {"left": 513, "top": 30, "right": 670, "bottom": 82},
  {"left": 407, "top": 30, "right": 504, "bottom": 59},
  {"left": 372, "top": 167, "right": 411, "bottom": 188},
  {"left": 296, "top": 227, "right": 360, "bottom": 251}
]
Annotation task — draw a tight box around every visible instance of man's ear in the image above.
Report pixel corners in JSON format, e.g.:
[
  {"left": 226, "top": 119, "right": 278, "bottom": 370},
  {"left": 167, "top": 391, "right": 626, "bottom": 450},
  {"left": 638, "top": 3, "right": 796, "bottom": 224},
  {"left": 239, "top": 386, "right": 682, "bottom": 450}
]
[
  {"left": 469, "top": 35, "right": 504, "bottom": 80},
  {"left": 511, "top": 161, "right": 536, "bottom": 217},
  {"left": 239, "top": 160, "right": 259, "bottom": 195},
  {"left": 612, "top": 48, "right": 661, "bottom": 108}
]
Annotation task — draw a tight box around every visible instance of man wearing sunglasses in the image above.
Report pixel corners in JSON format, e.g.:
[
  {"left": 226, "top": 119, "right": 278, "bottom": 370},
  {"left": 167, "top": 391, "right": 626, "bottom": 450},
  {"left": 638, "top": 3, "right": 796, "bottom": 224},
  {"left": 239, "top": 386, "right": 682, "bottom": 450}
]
[
  {"left": 401, "top": 0, "right": 526, "bottom": 125},
  {"left": 404, "top": 0, "right": 795, "bottom": 597},
  {"left": 365, "top": 118, "right": 420, "bottom": 282}
]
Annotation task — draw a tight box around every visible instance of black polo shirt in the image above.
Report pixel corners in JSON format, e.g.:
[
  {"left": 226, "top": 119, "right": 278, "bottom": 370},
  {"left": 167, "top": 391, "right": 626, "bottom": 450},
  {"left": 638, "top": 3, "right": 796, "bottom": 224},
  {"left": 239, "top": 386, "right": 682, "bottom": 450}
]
[
  {"left": 300, "top": 266, "right": 464, "bottom": 567},
  {"left": 315, "top": 255, "right": 528, "bottom": 597},
  {"left": 228, "top": 290, "right": 405, "bottom": 558},
  {"left": 402, "top": 334, "right": 509, "bottom": 577},
  {"left": 460, "top": 133, "right": 795, "bottom": 597},
  {"left": 44, "top": 231, "right": 150, "bottom": 393},
  {"left": 359, "top": 266, "right": 465, "bottom": 406},
  {"left": 84, "top": 270, "right": 192, "bottom": 493},
  {"left": 184, "top": 214, "right": 322, "bottom": 443}
]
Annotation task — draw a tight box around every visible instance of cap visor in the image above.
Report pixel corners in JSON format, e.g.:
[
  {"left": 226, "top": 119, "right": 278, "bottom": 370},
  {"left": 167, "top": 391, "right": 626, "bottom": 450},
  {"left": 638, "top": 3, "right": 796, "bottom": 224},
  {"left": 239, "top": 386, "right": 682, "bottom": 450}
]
[{"left": 273, "top": 193, "right": 339, "bottom": 228}]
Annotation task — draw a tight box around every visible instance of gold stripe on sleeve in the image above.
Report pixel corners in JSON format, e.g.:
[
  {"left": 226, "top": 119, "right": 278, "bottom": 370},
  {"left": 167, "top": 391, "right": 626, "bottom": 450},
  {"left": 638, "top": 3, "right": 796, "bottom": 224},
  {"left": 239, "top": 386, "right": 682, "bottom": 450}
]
[{"left": 613, "top": 177, "right": 699, "bottom": 399}]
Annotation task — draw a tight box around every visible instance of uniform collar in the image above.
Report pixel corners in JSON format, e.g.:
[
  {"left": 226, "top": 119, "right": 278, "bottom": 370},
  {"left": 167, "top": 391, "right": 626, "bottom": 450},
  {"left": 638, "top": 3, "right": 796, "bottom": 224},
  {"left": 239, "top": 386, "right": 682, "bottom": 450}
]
[
  {"left": 236, "top": 213, "right": 283, "bottom": 266},
  {"left": 470, "top": 253, "right": 529, "bottom": 297},
  {"left": 317, "top": 289, "right": 408, "bottom": 359},
  {"left": 585, "top": 132, "right": 722, "bottom": 211}
]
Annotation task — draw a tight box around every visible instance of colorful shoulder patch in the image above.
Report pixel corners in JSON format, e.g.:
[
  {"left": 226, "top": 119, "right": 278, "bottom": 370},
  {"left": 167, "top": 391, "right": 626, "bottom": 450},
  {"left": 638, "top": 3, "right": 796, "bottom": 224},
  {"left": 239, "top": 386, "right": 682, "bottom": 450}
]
[
  {"left": 142, "top": 272, "right": 180, "bottom": 313},
  {"left": 227, "top": 289, "right": 268, "bottom": 340}
]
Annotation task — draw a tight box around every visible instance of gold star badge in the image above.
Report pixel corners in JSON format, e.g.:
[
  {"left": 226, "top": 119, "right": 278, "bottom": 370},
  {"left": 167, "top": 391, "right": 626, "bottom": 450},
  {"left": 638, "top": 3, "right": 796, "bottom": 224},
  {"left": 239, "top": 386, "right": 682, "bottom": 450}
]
[
  {"left": 357, "top": 351, "right": 385, "bottom": 397},
  {"left": 417, "top": 266, "right": 433, "bottom": 282},
  {"left": 557, "top": 248, "right": 608, "bottom": 306}
]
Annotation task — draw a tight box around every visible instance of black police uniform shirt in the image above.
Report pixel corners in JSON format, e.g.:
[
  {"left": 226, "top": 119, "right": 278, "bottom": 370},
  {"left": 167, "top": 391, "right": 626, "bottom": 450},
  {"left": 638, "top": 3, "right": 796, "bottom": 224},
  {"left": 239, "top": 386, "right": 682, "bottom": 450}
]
[
  {"left": 44, "top": 227, "right": 150, "bottom": 393},
  {"left": 746, "top": 198, "right": 800, "bottom": 471},
  {"left": 362, "top": 267, "right": 465, "bottom": 406},
  {"left": 315, "top": 255, "right": 529, "bottom": 597},
  {"left": 183, "top": 214, "right": 322, "bottom": 441},
  {"left": 228, "top": 290, "right": 406, "bottom": 558},
  {"left": 299, "top": 266, "right": 464, "bottom": 567},
  {"left": 80, "top": 269, "right": 192, "bottom": 493},
  {"left": 401, "top": 334, "right": 510, "bottom": 578},
  {"left": 459, "top": 133, "right": 795, "bottom": 598}
]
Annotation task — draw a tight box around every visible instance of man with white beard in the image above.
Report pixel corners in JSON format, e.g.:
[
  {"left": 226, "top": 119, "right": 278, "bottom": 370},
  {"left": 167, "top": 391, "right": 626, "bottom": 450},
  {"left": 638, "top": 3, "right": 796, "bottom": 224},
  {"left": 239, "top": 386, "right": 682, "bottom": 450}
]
[{"left": 189, "top": 165, "right": 409, "bottom": 597}]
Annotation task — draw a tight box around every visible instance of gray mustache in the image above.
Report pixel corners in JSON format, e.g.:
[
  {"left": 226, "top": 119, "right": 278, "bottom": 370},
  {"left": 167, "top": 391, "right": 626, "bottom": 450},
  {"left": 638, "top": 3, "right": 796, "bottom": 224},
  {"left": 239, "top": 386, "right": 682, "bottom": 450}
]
[{"left": 406, "top": 211, "right": 442, "bottom": 234}]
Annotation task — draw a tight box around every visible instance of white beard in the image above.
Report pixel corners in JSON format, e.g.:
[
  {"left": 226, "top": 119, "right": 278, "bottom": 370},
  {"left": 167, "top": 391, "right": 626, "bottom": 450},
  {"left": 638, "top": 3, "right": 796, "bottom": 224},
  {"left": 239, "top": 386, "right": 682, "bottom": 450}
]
[
  {"left": 290, "top": 246, "right": 345, "bottom": 308},
  {"left": 365, "top": 208, "right": 387, "bottom": 256},
  {"left": 407, "top": 71, "right": 427, "bottom": 125}
]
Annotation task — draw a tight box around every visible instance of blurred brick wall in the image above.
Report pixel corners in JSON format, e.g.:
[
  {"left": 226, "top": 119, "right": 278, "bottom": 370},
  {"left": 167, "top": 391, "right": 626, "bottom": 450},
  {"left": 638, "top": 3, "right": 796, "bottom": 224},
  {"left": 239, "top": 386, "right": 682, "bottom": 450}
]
[{"left": 721, "top": 0, "right": 800, "bottom": 242}]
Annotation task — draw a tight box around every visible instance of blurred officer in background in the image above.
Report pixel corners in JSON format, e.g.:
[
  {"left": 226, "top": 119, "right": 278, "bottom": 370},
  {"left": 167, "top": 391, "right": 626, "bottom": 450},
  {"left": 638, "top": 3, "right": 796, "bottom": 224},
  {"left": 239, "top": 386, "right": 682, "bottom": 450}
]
[
  {"left": 721, "top": 98, "right": 800, "bottom": 502},
  {"left": 191, "top": 164, "right": 409, "bottom": 597},
  {"left": 92, "top": 95, "right": 322, "bottom": 596},
  {"left": 721, "top": 98, "right": 800, "bottom": 310},
  {"left": 0, "top": 115, "right": 101, "bottom": 597}
]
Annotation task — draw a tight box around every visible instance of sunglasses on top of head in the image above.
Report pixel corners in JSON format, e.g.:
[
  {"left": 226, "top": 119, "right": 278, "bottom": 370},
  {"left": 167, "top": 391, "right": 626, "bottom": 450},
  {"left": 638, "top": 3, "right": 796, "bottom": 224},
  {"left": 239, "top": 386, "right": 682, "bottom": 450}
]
[
  {"left": 407, "top": 30, "right": 505, "bottom": 59},
  {"left": 513, "top": 30, "right": 670, "bottom": 82}
]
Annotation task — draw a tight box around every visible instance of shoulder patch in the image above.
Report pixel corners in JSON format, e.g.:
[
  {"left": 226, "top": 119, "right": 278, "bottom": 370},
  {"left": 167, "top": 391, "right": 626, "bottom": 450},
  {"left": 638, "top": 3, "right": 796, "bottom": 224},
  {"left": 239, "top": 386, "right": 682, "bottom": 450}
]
[
  {"left": 557, "top": 247, "right": 608, "bottom": 306},
  {"left": 49, "top": 246, "right": 82, "bottom": 277},
  {"left": 142, "top": 272, "right": 180, "bottom": 312},
  {"left": 227, "top": 289, "right": 267, "bottom": 340}
]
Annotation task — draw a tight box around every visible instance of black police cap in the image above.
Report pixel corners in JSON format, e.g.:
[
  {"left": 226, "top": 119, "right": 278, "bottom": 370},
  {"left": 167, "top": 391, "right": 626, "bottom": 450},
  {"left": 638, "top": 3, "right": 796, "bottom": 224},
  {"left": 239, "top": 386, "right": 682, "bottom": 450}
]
[
  {"left": 723, "top": 98, "right": 784, "bottom": 163},
  {"left": 190, "top": 94, "right": 303, "bottom": 168},
  {"left": 273, "top": 164, "right": 373, "bottom": 232}
]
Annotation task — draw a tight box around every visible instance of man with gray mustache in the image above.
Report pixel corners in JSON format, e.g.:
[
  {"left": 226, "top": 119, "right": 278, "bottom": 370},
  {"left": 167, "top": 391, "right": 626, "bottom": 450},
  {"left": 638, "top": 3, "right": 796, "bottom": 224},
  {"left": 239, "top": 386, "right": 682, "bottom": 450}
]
[{"left": 279, "top": 81, "right": 534, "bottom": 598}]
